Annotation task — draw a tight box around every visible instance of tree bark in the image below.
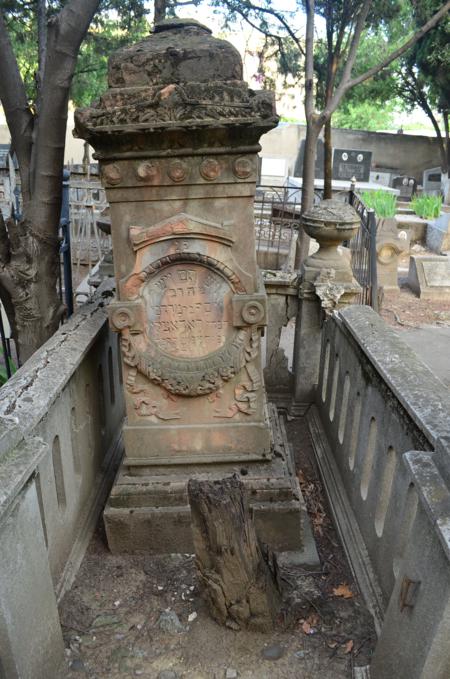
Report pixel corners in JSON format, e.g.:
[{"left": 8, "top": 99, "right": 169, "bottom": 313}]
[
  {"left": 0, "top": 0, "right": 100, "bottom": 362},
  {"left": 323, "top": 117, "right": 332, "bottom": 199},
  {"left": 154, "top": 0, "right": 167, "bottom": 24},
  {"left": 187, "top": 476, "right": 280, "bottom": 632}
]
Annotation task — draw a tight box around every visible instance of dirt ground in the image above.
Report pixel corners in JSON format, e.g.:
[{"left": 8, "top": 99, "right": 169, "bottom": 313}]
[
  {"left": 60, "top": 416, "right": 375, "bottom": 679},
  {"left": 381, "top": 285, "right": 450, "bottom": 329},
  {"left": 380, "top": 251, "right": 450, "bottom": 330}
]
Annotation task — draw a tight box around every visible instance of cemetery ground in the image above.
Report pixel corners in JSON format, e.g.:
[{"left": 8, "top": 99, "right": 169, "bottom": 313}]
[{"left": 61, "top": 417, "right": 375, "bottom": 679}]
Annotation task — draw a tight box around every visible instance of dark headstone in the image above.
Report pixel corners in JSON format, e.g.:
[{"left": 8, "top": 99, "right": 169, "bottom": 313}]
[
  {"left": 392, "top": 175, "right": 417, "bottom": 200},
  {"left": 332, "top": 148, "right": 372, "bottom": 181},
  {"left": 293, "top": 138, "right": 324, "bottom": 178}
]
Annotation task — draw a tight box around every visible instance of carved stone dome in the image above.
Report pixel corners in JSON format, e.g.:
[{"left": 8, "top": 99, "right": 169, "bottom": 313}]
[
  {"left": 74, "top": 18, "right": 278, "bottom": 151},
  {"left": 108, "top": 18, "right": 243, "bottom": 88}
]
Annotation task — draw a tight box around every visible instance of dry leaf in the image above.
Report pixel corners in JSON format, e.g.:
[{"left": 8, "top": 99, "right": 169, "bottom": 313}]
[
  {"left": 344, "top": 639, "right": 354, "bottom": 654},
  {"left": 307, "top": 612, "right": 320, "bottom": 627},
  {"left": 332, "top": 584, "right": 354, "bottom": 599},
  {"left": 302, "top": 621, "right": 312, "bottom": 634}
]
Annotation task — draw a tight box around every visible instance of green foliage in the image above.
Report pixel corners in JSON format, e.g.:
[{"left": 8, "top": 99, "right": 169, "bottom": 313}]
[
  {"left": 0, "top": 350, "right": 16, "bottom": 386},
  {"left": 71, "top": 18, "right": 150, "bottom": 107},
  {"left": 361, "top": 190, "right": 397, "bottom": 218},
  {"left": 411, "top": 194, "right": 443, "bottom": 220},
  {"left": 333, "top": 101, "right": 398, "bottom": 131},
  {"left": 0, "top": 0, "right": 151, "bottom": 106}
]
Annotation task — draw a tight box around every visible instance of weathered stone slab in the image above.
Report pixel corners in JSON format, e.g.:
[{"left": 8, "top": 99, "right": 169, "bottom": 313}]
[
  {"left": 408, "top": 254, "right": 450, "bottom": 299},
  {"left": 426, "top": 212, "right": 450, "bottom": 253}
]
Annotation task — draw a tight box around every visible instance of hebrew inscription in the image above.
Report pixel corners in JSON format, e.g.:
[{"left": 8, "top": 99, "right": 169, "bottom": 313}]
[{"left": 144, "top": 263, "right": 234, "bottom": 358}]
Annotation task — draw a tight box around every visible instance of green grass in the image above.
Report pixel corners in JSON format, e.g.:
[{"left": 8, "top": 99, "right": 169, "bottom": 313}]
[
  {"left": 361, "top": 190, "right": 397, "bottom": 218},
  {"left": 411, "top": 194, "right": 442, "bottom": 220}
]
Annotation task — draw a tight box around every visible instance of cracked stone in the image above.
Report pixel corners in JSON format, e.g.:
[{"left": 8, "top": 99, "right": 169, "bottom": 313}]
[
  {"left": 157, "top": 610, "right": 184, "bottom": 634},
  {"left": 262, "top": 644, "right": 285, "bottom": 660},
  {"left": 69, "top": 657, "right": 85, "bottom": 672}
]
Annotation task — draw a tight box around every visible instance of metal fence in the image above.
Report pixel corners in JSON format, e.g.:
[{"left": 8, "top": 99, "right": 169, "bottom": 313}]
[
  {"left": 59, "top": 170, "right": 74, "bottom": 317},
  {"left": 348, "top": 188, "right": 379, "bottom": 312},
  {"left": 254, "top": 185, "right": 302, "bottom": 271},
  {"left": 69, "top": 181, "right": 110, "bottom": 274}
]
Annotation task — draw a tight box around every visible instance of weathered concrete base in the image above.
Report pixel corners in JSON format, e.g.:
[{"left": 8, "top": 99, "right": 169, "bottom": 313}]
[
  {"left": 263, "top": 272, "right": 297, "bottom": 406},
  {"left": 104, "top": 405, "right": 319, "bottom": 566},
  {"left": 0, "top": 479, "right": 65, "bottom": 679}
]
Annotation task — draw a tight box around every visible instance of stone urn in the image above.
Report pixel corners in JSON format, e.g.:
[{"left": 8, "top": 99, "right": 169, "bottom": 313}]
[{"left": 301, "top": 199, "right": 360, "bottom": 278}]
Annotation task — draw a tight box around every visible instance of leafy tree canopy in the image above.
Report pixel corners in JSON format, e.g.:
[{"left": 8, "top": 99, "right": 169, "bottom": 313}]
[{"left": 0, "top": 0, "right": 150, "bottom": 106}]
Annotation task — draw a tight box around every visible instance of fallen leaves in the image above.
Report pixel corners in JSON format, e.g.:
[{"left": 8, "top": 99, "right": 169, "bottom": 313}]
[
  {"left": 297, "top": 470, "right": 329, "bottom": 537},
  {"left": 344, "top": 639, "right": 354, "bottom": 654},
  {"left": 300, "top": 612, "right": 320, "bottom": 635},
  {"left": 332, "top": 583, "right": 354, "bottom": 599}
]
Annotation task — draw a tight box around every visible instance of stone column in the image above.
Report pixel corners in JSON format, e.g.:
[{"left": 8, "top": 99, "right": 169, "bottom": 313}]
[
  {"left": 292, "top": 200, "right": 361, "bottom": 412},
  {"left": 75, "top": 19, "right": 276, "bottom": 466},
  {"left": 75, "top": 19, "right": 313, "bottom": 559}
]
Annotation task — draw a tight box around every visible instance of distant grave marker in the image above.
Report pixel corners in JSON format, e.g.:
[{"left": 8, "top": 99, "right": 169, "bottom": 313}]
[
  {"left": 293, "top": 138, "right": 324, "bottom": 178},
  {"left": 392, "top": 175, "right": 417, "bottom": 201},
  {"left": 332, "top": 148, "right": 372, "bottom": 182}
]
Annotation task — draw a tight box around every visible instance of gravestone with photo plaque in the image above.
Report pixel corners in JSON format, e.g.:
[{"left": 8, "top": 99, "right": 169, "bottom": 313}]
[
  {"left": 75, "top": 18, "right": 312, "bottom": 559},
  {"left": 332, "top": 148, "right": 372, "bottom": 182}
]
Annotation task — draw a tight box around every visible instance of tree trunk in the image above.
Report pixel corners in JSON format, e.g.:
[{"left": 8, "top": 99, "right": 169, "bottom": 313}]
[
  {"left": 0, "top": 0, "right": 100, "bottom": 363},
  {"left": 187, "top": 476, "right": 280, "bottom": 632},
  {"left": 323, "top": 117, "right": 332, "bottom": 199},
  {"left": 296, "top": 119, "right": 321, "bottom": 267},
  {"left": 0, "top": 212, "right": 63, "bottom": 363},
  {"left": 154, "top": 0, "right": 167, "bottom": 24}
]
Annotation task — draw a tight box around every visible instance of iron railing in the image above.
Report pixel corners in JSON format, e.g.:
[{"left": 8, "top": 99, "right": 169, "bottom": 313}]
[
  {"left": 348, "top": 188, "right": 379, "bottom": 312},
  {"left": 59, "top": 169, "right": 74, "bottom": 317},
  {"left": 254, "top": 185, "right": 302, "bottom": 271}
]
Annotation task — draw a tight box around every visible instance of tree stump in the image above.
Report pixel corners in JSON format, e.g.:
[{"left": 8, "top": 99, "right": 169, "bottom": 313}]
[{"left": 187, "top": 476, "right": 280, "bottom": 632}]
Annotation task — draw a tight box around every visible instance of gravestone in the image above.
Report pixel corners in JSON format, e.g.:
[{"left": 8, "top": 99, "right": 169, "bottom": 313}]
[
  {"left": 332, "top": 148, "right": 372, "bottom": 182},
  {"left": 392, "top": 175, "right": 417, "bottom": 201},
  {"left": 426, "top": 213, "right": 450, "bottom": 253},
  {"left": 293, "top": 138, "right": 324, "bottom": 178},
  {"left": 75, "top": 19, "right": 312, "bottom": 560},
  {"left": 408, "top": 255, "right": 450, "bottom": 299}
]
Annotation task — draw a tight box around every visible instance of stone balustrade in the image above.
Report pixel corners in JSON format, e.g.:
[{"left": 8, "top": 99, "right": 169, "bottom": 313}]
[
  {"left": 310, "top": 304, "right": 450, "bottom": 678},
  {"left": 0, "top": 282, "right": 124, "bottom": 679}
]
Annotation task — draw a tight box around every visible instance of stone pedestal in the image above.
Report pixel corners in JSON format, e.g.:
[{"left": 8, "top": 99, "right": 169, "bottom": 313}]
[
  {"left": 376, "top": 217, "right": 408, "bottom": 290},
  {"left": 292, "top": 200, "right": 361, "bottom": 411},
  {"left": 75, "top": 19, "right": 311, "bottom": 559}
]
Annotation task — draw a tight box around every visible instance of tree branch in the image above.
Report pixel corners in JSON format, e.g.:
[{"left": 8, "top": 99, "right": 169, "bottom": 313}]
[
  {"left": 219, "top": 0, "right": 305, "bottom": 56},
  {"left": 31, "top": 0, "right": 101, "bottom": 225},
  {"left": 304, "top": 0, "right": 315, "bottom": 120},
  {"left": 0, "top": 9, "right": 33, "bottom": 201},
  {"left": 323, "top": 0, "right": 372, "bottom": 119},
  {"left": 345, "top": 0, "right": 450, "bottom": 91}
]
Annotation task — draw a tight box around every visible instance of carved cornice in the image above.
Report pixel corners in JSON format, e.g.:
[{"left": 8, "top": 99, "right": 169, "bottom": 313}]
[{"left": 74, "top": 83, "right": 277, "bottom": 139}]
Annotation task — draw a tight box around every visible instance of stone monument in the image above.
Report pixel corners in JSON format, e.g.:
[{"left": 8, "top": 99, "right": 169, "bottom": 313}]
[{"left": 75, "top": 19, "right": 313, "bottom": 560}]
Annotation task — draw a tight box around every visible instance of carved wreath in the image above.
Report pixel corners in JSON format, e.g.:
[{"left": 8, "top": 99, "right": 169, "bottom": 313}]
[{"left": 114, "top": 252, "right": 261, "bottom": 397}]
